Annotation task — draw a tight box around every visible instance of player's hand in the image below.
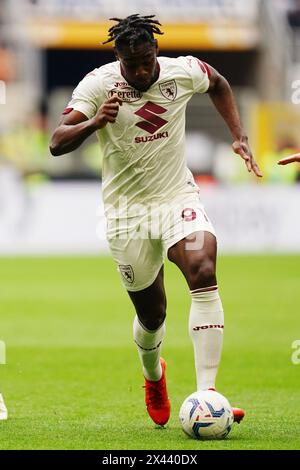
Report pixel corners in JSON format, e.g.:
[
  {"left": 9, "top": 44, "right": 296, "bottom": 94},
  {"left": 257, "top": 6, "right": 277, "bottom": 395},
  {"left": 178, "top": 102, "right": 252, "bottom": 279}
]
[
  {"left": 278, "top": 153, "right": 300, "bottom": 165},
  {"left": 92, "top": 95, "right": 123, "bottom": 129},
  {"left": 232, "top": 137, "right": 263, "bottom": 178}
]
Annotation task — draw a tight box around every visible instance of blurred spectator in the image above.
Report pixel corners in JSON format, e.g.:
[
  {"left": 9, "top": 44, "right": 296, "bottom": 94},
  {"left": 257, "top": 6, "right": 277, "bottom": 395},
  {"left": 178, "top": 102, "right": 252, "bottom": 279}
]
[
  {"left": 0, "top": 0, "right": 16, "bottom": 82},
  {"left": 287, "top": 0, "right": 300, "bottom": 28},
  {"left": 0, "top": 45, "right": 16, "bottom": 82},
  {"left": 274, "top": 0, "right": 295, "bottom": 15}
]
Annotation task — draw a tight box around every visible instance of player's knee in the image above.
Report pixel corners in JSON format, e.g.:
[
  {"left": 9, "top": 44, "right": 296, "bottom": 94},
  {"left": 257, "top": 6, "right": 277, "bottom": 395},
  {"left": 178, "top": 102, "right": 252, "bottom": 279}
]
[
  {"left": 138, "top": 306, "right": 166, "bottom": 331},
  {"left": 188, "top": 257, "right": 216, "bottom": 289}
]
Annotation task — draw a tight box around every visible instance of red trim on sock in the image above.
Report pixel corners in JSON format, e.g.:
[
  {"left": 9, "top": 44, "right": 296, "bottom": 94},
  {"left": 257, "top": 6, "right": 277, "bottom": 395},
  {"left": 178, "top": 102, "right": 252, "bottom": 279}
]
[{"left": 190, "top": 286, "right": 218, "bottom": 294}]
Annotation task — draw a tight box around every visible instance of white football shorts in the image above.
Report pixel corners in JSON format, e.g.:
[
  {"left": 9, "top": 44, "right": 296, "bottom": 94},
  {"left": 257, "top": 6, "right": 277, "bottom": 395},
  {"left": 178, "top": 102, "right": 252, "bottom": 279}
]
[{"left": 106, "top": 191, "right": 216, "bottom": 292}]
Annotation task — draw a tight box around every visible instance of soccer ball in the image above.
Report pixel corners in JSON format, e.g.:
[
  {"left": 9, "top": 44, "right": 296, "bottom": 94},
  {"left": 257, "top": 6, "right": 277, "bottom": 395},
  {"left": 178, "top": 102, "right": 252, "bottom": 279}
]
[{"left": 179, "top": 390, "right": 234, "bottom": 440}]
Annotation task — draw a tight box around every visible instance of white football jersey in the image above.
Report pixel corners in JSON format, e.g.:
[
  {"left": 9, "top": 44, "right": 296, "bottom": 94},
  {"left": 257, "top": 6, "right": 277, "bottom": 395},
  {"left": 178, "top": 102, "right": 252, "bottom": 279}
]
[{"left": 66, "top": 56, "right": 210, "bottom": 218}]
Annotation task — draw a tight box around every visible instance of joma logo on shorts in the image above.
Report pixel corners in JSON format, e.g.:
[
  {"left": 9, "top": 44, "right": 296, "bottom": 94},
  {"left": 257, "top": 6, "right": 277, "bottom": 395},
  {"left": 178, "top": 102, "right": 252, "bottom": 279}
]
[
  {"left": 193, "top": 325, "right": 224, "bottom": 331},
  {"left": 135, "top": 101, "right": 168, "bottom": 134}
]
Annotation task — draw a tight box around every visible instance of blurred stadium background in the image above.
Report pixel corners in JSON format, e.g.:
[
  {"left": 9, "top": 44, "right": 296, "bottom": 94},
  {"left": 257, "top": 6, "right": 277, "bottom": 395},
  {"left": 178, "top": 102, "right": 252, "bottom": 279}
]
[{"left": 1, "top": 0, "right": 300, "bottom": 255}]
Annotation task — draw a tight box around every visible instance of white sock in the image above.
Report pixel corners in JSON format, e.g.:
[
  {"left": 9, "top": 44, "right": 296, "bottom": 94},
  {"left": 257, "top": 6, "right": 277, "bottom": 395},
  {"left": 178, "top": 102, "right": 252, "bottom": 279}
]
[
  {"left": 189, "top": 287, "right": 224, "bottom": 391},
  {"left": 133, "top": 315, "right": 166, "bottom": 381}
]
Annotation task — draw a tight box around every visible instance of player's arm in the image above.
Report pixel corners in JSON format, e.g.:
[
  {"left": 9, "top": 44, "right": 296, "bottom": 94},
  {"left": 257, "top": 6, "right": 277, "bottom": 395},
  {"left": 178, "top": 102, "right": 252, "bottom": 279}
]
[
  {"left": 49, "top": 95, "right": 122, "bottom": 156},
  {"left": 278, "top": 154, "right": 300, "bottom": 165},
  {"left": 206, "top": 65, "right": 262, "bottom": 178}
]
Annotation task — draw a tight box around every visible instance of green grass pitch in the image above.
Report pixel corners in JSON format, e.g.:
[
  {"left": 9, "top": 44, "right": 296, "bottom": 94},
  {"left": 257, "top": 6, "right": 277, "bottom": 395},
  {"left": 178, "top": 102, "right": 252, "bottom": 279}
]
[{"left": 0, "top": 255, "right": 300, "bottom": 450}]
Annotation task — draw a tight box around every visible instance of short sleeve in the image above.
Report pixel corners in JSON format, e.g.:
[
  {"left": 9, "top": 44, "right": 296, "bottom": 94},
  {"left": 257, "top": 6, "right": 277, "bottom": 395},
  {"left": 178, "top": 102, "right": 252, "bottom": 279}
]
[
  {"left": 64, "top": 70, "right": 103, "bottom": 119},
  {"left": 179, "top": 56, "right": 210, "bottom": 94}
]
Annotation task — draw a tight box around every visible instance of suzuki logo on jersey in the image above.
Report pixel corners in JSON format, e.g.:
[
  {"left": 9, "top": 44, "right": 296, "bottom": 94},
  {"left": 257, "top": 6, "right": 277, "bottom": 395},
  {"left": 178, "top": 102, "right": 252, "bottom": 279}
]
[
  {"left": 159, "top": 80, "right": 177, "bottom": 101},
  {"left": 135, "top": 101, "right": 168, "bottom": 134}
]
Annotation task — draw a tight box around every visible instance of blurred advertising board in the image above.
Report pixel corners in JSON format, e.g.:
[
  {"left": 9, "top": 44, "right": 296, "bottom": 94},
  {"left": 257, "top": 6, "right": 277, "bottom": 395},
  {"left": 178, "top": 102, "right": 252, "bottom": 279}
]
[
  {"left": 0, "top": 181, "right": 299, "bottom": 255},
  {"left": 22, "top": 0, "right": 259, "bottom": 22},
  {"left": 17, "top": 0, "right": 260, "bottom": 50}
]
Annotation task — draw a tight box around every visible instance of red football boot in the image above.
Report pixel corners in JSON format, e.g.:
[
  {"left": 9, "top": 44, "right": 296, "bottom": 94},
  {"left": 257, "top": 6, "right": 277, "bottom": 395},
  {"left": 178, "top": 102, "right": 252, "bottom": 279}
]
[
  {"left": 232, "top": 407, "right": 245, "bottom": 424},
  {"left": 208, "top": 389, "right": 245, "bottom": 424},
  {"left": 144, "top": 358, "right": 171, "bottom": 426}
]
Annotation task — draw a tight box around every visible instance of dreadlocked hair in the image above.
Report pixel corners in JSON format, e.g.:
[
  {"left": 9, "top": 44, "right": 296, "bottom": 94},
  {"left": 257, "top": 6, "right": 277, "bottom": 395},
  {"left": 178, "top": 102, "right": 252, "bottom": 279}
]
[{"left": 102, "top": 14, "right": 164, "bottom": 51}]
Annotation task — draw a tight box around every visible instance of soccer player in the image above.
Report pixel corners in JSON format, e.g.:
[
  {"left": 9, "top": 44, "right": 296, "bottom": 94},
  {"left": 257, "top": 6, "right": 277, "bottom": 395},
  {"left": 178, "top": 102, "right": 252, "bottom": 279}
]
[
  {"left": 50, "top": 14, "right": 262, "bottom": 427},
  {"left": 278, "top": 154, "right": 300, "bottom": 165}
]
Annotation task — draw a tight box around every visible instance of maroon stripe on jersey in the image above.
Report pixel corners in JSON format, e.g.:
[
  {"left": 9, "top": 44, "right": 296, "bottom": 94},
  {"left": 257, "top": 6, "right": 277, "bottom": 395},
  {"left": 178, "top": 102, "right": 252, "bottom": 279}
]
[
  {"left": 62, "top": 107, "right": 74, "bottom": 115},
  {"left": 195, "top": 58, "right": 207, "bottom": 74},
  {"left": 195, "top": 58, "right": 212, "bottom": 80},
  {"left": 202, "top": 62, "right": 212, "bottom": 79}
]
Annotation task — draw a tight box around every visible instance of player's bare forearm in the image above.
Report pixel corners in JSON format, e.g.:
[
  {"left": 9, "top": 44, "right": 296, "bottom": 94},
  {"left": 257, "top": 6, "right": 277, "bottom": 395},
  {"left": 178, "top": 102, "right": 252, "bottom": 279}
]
[
  {"left": 206, "top": 65, "right": 262, "bottom": 177},
  {"left": 50, "top": 95, "right": 122, "bottom": 156},
  {"left": 50, "top": 118, "right": 98, "bottom": 156},
  {"left": 208, "top": 74, "right": 244, "bottom": 141}
]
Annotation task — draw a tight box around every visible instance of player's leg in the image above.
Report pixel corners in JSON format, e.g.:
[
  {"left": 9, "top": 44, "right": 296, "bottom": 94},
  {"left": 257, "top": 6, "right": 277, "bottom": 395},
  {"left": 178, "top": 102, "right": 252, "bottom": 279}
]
[
  {"left": 168, "top": 231, "right": 223, "bottom": 391},
  {"left": 167, "top": 231, "right": 217, "bottom": 290},
  {"left": 168, "top": 230, "right": 245, "bottom": 422},
  {"left": 128, "top": 266, "right": 170, "bottom": 426},
  {"left": 129, "top": 265, "right": 166, "bottom": 381},
  {"left": 107, "top": 222, "right": 170, "bottom": 425}
]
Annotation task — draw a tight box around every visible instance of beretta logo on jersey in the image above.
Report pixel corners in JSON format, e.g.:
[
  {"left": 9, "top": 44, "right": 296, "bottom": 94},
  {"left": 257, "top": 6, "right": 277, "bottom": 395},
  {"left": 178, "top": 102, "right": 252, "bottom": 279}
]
[
  {"left": 108, "top": 87, "right": 142, "bottom": 102},
  {"left": 159, "top": 80, "right": 177, "bottom": 101}
]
